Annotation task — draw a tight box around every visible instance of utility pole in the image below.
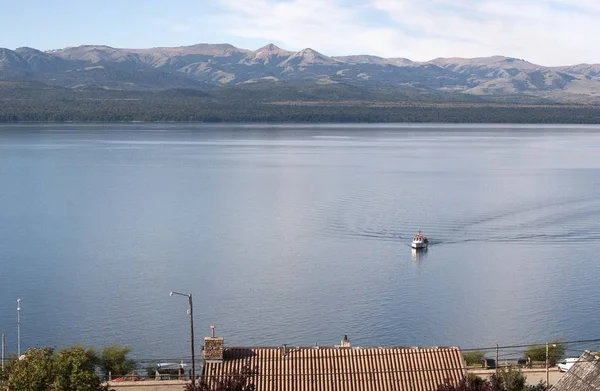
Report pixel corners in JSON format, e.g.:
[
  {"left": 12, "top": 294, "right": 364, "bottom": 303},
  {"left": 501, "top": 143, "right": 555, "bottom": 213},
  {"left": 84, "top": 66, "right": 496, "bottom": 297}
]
[
  {"left": 496, "top": 344, "right": 499, "bottom": 376},
  {"left": 2, "top": 333, "right": 5, "bottom": 371},
  {"left": 546, "top": 342, "right": 549, "bottom": 386},
  {"left": 188, "top": 293, "right": 195, "bottom": 385}
]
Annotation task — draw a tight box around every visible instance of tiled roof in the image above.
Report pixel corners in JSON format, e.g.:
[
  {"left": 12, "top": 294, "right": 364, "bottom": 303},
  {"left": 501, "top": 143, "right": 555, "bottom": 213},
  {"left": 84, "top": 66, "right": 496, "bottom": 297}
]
[
  {"left": 202, "top": 346, "right": 465, "bottom": 391},
  {"left": 550, "top": 351, "right": 600, "bottom": 391}
]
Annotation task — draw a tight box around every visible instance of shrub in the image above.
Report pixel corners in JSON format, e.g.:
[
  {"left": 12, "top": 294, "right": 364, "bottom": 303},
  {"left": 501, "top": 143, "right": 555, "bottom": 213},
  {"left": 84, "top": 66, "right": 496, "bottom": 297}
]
[
  {"left": 99, "top": 345, "right": 136, "bottom": 379},
  {"left": 490, "top": 367, "right": 526, "bottom": 391},
  {"left": 523, "top": 340, "right": 566, "bottom": 366},
  {"left": 436, "top": 374, "right": 490, "bottom": 391},
  {"left": 463, "top": 351, "right": 485, "bottom": 366}
]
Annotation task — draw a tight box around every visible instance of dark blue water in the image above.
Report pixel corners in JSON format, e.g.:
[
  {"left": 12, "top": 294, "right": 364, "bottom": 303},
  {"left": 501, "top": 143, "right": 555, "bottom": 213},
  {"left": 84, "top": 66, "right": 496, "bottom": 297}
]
[{"left": 1, "top": 124, "right": 600, "bottom": 361}]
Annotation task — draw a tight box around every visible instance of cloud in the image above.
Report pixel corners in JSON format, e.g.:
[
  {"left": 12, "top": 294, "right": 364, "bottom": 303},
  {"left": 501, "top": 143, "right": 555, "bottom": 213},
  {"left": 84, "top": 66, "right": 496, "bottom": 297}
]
[
  {"left": 217, "top": 0, "right": 405, "bottom": 56},
  {"left": 216, "top": 0, "right": 600, "bottom": 65}
]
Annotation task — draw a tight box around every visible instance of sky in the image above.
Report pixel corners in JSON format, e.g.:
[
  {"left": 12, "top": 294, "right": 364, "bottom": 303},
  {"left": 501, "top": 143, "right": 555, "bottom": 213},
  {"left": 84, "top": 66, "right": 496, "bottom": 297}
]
[{"left": 2, "top": 0, "right": 600, "bottom": 66}]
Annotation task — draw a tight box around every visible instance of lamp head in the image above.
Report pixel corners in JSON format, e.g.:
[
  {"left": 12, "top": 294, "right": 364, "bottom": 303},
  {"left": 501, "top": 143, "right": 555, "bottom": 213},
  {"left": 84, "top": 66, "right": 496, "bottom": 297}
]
[{"left": 169, "top": 292, "right": 174, "bottom": 296}]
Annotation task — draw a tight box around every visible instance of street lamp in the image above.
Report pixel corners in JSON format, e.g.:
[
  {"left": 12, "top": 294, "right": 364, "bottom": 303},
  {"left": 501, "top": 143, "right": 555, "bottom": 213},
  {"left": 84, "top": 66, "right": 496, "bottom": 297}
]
[
  {"left": 17, "top": 299, "right": 21, "bottom": 357},
  {"left": 170, "top": 291, "right": 195, "bottom": 385}
]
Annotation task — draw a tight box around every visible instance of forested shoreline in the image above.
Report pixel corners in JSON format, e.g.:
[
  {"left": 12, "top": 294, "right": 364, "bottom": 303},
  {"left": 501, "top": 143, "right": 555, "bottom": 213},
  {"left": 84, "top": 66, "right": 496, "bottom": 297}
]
[
  {"left": 3, "top": 101, "right": 600, "bottom": 123},
  {"left": 3, "top": 81, "right": 600, "bottom": 124}
]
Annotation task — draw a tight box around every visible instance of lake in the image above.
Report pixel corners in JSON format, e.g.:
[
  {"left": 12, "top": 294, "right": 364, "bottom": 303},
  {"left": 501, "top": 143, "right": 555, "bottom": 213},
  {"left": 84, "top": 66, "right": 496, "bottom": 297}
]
[{"left": 1, "top": 123, "right": 600, "bottom": 362}]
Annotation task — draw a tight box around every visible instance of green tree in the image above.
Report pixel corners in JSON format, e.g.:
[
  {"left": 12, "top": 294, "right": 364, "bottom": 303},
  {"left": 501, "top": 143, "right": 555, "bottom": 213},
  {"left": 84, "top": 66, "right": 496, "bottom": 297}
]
[
  {"left": 0, "top": 354, "right": 17, "bottom": 383},
  {"left": 523, "top": 340, "right": 566, "bottom": 366},
  {"left": 52, "top": 346, "right": 105, "bottom": 391},
  {"left": 6, "top": 347, "right": 55, "bottom": 391},
  {"left": 99, "top": 345, "right": 136, "bottom": 379},
  {"left": 3, "top": 346, "right": 107, "bottom": 391},
  {"left": 463, "top": 351, "right": 486, "bottom": 366}
]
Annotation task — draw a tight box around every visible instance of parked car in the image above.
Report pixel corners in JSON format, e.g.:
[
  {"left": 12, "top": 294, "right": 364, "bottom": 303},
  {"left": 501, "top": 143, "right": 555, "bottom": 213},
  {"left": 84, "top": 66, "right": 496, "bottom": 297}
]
[
  {"left": 480, "top": 358, "right": 496, "bottom": 369},
  {"left": 557, "top": 357, "right": 578, "bottom": 372}
]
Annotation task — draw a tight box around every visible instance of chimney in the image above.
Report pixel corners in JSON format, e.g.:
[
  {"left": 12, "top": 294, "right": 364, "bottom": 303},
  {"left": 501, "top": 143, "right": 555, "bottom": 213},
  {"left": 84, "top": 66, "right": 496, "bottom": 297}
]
[
  {"left": 340, "top": 335, "right": 351, "bottom": 348},
  {"left": 203, "top": 325, "right": 224, "bottom": 362}
]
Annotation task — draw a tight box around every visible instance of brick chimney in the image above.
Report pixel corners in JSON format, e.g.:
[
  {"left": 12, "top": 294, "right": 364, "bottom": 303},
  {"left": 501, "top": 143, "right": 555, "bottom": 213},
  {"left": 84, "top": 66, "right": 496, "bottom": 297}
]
[
  {"left": 203, "top": 325, "right": 224, "bottom": 362},
  {"left": 340, "top": 335, "right": 351, "bottom": 348}
]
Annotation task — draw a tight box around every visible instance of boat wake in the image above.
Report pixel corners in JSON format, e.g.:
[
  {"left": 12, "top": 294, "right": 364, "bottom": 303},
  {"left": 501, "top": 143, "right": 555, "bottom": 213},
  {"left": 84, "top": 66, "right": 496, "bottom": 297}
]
[{"left": 321, "top": 195, "right": 600, "bottom": 246}]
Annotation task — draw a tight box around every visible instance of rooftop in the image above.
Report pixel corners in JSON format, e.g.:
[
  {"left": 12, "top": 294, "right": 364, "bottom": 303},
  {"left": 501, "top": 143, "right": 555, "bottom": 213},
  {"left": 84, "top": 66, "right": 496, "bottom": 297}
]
[{"left": 202, "top": 344, "right": 464, "bottom": 391}]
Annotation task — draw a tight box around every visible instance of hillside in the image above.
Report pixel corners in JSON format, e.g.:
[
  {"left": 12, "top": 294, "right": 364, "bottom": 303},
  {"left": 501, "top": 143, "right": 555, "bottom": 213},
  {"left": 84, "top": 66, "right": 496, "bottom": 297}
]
[{"left": 2, "top": 43, "right": 600, "bottom": 104}]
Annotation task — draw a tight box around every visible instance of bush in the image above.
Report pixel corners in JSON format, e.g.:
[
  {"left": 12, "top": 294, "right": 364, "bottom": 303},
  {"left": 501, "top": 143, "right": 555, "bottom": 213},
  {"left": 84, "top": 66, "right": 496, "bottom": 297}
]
[
  {"left": 99, "top": 345, "right": 136, "bottom": 379},
  {"left": 3, "top": 346, "right": 107, "bottom": 391},
  {"left": 523, "top": 340, "right": 566, "bottom": 366},
  {"left": 436, "top": 374, "right": 490, "bottom": 391},
  {"left": 463, "top": 351, "right": 485, "bottom": 366},
  {"left": 490, "top": 367, "right": 526, "bottom": 391}
]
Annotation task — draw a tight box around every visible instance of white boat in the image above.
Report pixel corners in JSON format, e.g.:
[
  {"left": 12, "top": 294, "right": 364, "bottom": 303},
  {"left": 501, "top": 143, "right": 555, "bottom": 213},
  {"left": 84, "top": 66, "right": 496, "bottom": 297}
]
[{"left": 411, "top": 231, "right": 428, "bottom": 249}]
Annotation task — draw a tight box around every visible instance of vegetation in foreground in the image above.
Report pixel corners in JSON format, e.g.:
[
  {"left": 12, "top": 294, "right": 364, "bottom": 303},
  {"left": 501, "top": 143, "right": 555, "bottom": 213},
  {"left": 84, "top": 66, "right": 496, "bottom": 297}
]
[
  {"left": 184, "top": 365, "right": 256, "bottom": 391},
  {"left": 0, "top": 344, "right": 135, "bottom": 391},
  {"left": 436, "top": 370, "right": 550, "bottom": 391},
  {"left": 522, "top": 340, "right": 566, "bottom": 366},
  {"left": 463, "top": 351, "right": 486, "bottom": 366}
]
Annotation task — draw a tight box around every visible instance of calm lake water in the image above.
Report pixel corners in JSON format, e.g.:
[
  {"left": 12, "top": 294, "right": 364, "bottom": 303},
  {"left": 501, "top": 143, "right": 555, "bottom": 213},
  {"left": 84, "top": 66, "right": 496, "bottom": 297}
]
[{"left": 1, "top": 124, "right": 600, "bottom": 361}]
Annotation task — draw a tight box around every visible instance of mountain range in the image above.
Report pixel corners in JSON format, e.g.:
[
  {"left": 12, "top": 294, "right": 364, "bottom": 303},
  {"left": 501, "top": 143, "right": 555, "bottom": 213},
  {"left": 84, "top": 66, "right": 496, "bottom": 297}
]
[{"left": 3, "top": 43, "right": 600, "bottom": 104}]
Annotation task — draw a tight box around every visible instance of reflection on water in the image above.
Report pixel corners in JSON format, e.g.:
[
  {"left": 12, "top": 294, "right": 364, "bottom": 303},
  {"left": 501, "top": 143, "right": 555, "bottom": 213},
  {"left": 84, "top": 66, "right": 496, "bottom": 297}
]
[{"left": 411, "top": 248, "right": 428, "bottom": 263}]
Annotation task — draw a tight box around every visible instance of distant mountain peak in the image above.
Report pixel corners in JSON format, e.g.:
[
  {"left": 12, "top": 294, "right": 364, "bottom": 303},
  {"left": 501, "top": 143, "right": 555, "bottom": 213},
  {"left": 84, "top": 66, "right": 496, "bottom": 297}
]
[
  {"left": 297, "top": 48, "right": 320, "bottom": 56},
  {"left": 15, "top": 47, "right": 44, "bottom": 53},
  {"left": 255, "top": 43, "right": 288, "bottom": 54},
  {"left": 275, "top": 48, "right": 340, "bottom": 69},
  {"left": 240, "top": 43, "right": 291, "bottom": 65},
  {"left": 287, "top": 48, "right": 337, "bottom": 63}
]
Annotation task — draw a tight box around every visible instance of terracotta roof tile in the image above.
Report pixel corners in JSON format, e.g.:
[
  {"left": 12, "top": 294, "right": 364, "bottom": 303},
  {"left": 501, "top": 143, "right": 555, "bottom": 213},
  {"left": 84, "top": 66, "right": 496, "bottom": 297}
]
[{"left": 202, "top": 346, "right": 465, "bottom": 391}]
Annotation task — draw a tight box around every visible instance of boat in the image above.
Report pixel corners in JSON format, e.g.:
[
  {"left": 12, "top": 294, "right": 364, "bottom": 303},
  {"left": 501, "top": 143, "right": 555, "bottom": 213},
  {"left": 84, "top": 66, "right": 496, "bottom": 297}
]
[{"left": 411, "top": 231, "right": 428, "bottom": 249}]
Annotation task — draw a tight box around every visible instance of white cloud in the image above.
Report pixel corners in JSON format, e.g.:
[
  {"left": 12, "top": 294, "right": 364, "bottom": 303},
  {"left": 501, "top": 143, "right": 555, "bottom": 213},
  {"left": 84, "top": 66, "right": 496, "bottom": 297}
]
[
  {"left": 216, "top": 0, "right": 600, "bottom": 66},
  {"left": 217, "top": 0, "right": 406, "bottom": 56}
]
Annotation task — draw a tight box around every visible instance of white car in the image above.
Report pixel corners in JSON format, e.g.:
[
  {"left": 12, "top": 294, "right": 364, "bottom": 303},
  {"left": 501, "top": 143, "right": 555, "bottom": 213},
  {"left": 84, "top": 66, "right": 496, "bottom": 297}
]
[{"left": 557, "top": 357, "right": 578, "bottom": 372}]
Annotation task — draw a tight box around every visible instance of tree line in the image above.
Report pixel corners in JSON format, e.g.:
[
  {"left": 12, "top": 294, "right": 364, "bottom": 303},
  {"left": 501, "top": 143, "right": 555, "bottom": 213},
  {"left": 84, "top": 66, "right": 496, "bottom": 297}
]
[
  {"left": 3, "top": 99, "right": 600, "bottom": 123},
  {"left": 3, "top": 80, "right": 600, "bottom": 123}
]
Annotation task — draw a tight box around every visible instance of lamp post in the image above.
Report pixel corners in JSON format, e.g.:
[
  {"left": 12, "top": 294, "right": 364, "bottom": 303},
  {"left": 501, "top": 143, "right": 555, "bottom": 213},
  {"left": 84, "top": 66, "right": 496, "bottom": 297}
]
[
  {"left": 170, "top": 291, "right": 195, "bottom": 385},
  {"left": 17, "top": 299, "right": 21, "bottom": 357}
]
